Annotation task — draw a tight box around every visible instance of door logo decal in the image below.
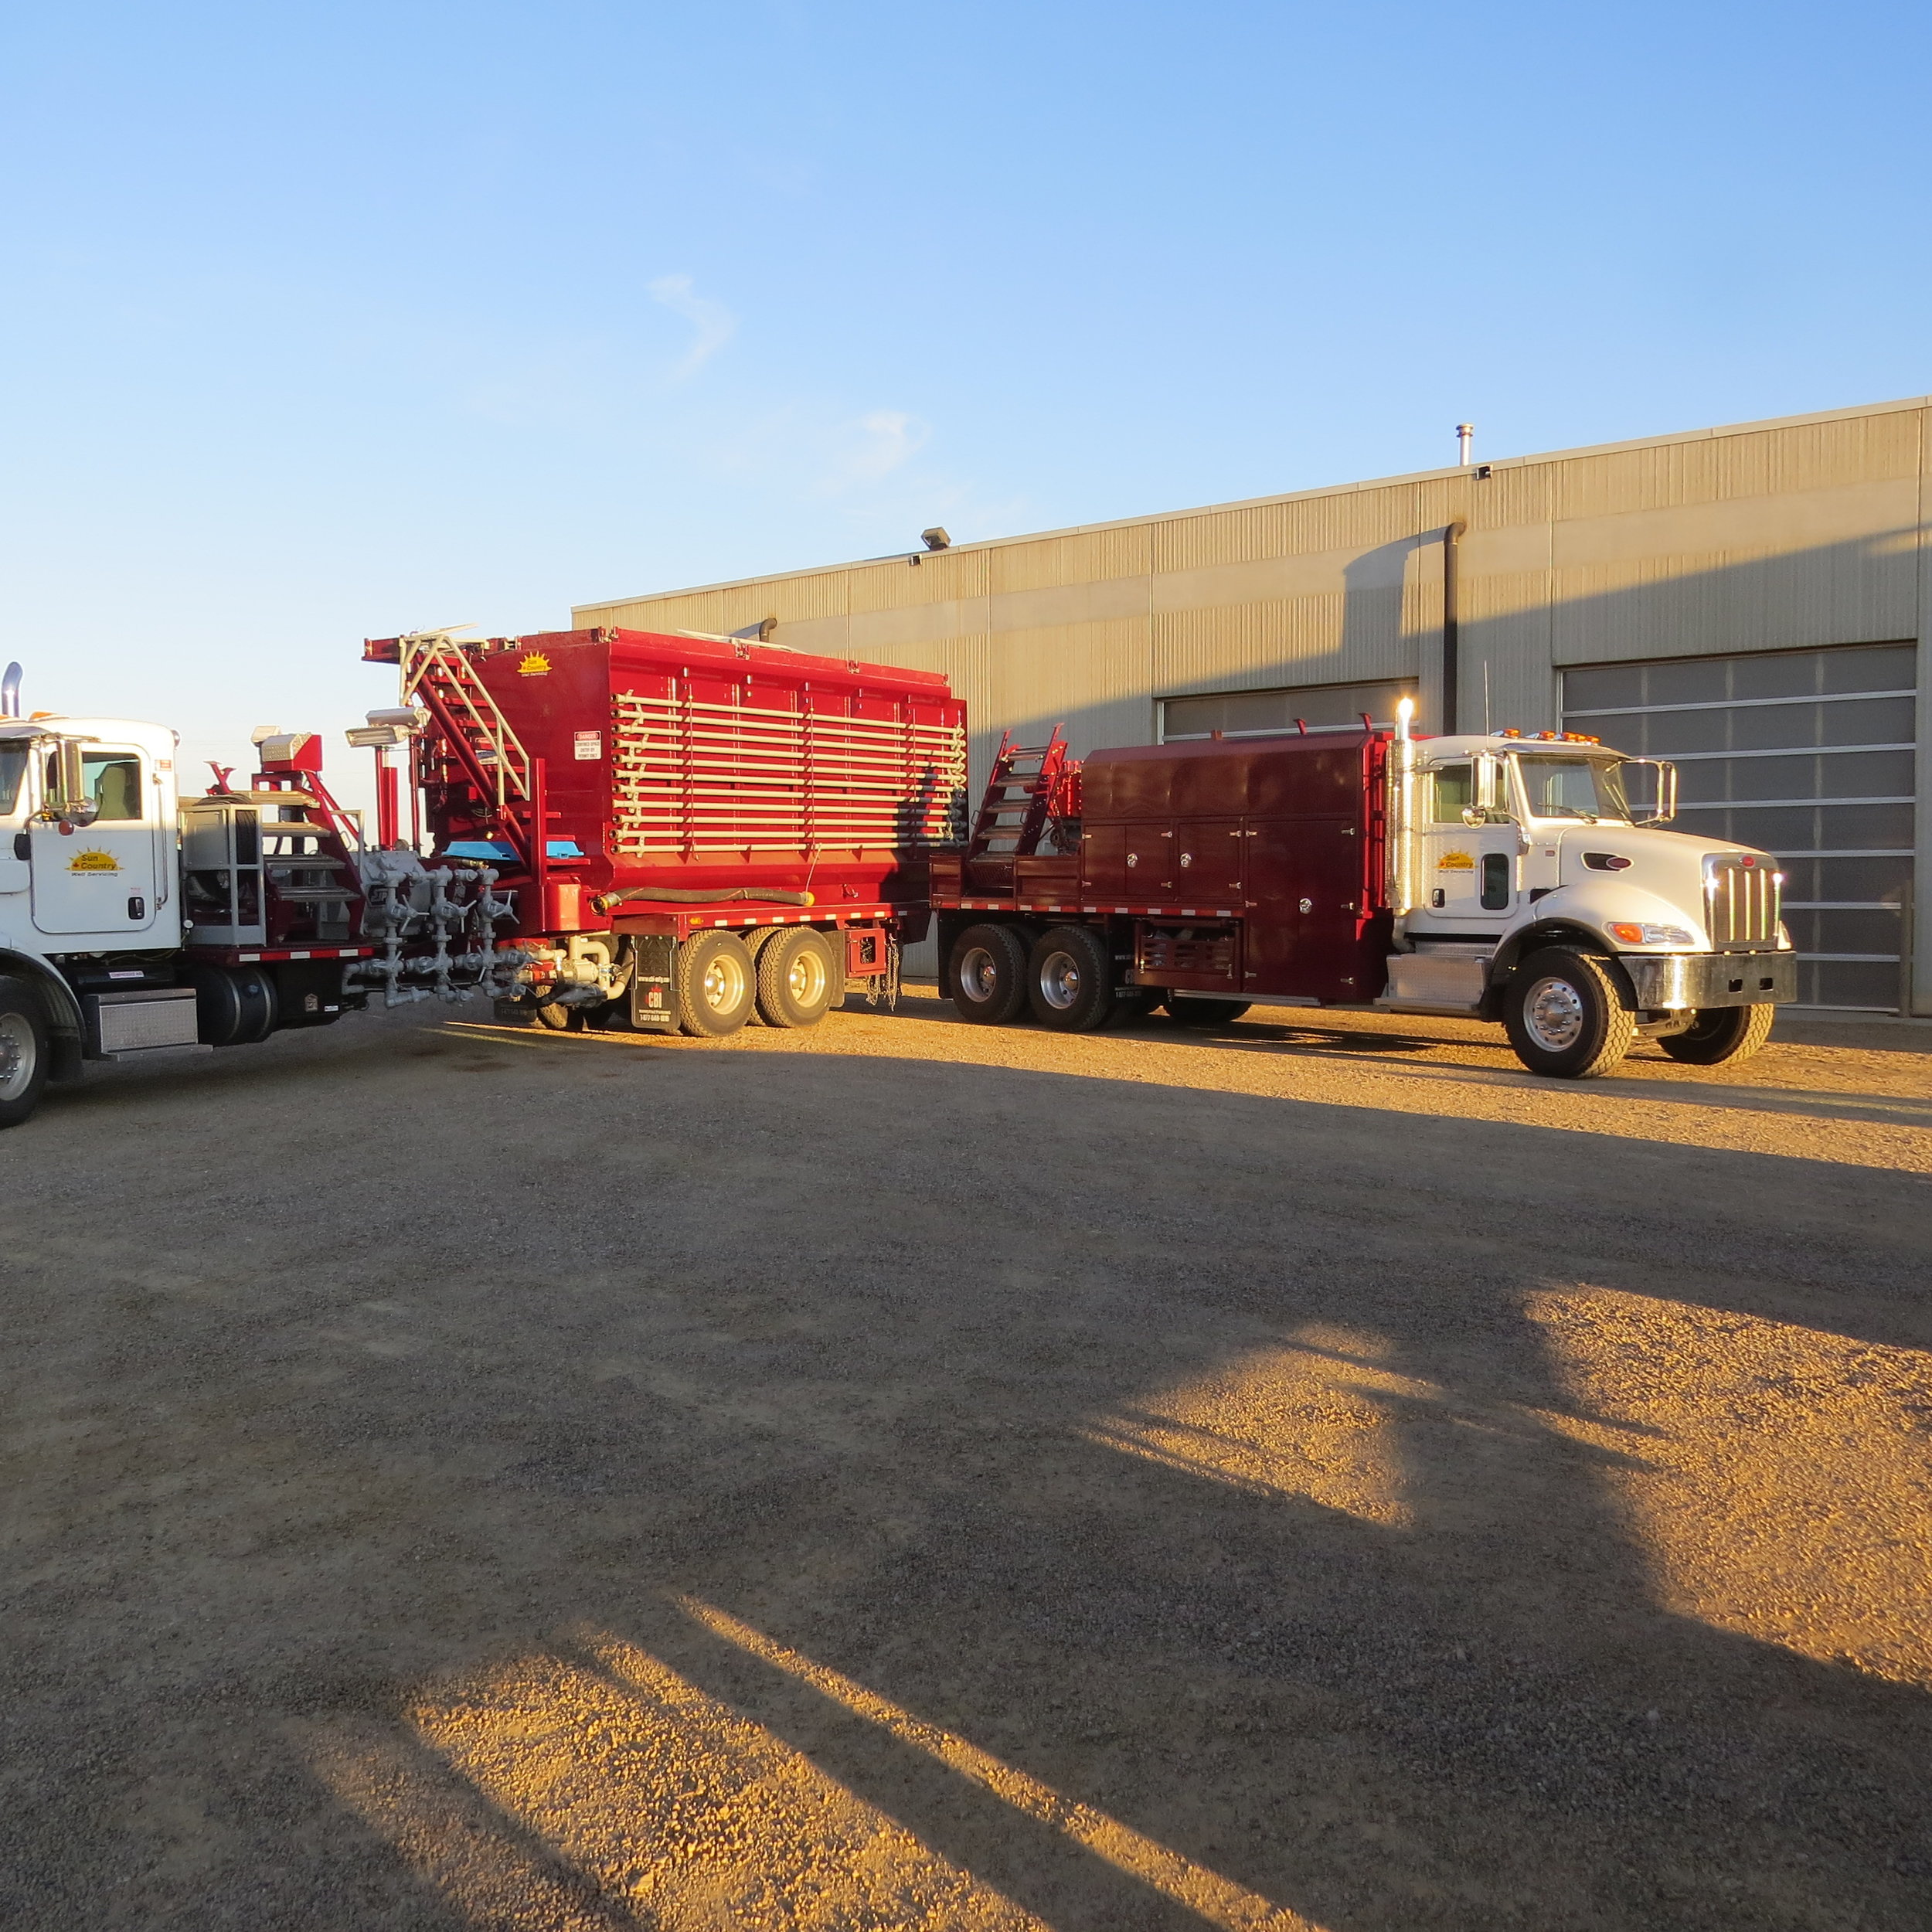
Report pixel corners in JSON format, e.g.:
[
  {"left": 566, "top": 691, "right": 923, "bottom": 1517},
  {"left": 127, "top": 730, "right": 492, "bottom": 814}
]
[
  {"left": 1437, "top": 850, "right": 1475, "bottom": 870},
  {"left": 68, "top": 849, "right": 121, "bottom": 873}
]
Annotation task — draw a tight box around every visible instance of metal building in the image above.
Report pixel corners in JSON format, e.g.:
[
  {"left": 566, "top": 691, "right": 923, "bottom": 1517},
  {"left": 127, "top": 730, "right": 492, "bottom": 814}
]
[{"left": 576, "top": 396, "right": 1932, "bottom": 1014}]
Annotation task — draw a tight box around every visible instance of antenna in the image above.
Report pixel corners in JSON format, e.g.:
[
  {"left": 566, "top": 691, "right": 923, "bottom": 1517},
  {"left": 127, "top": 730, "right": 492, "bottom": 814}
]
[{"left": 1482, "top": 661, "right": 1492, "bottom": 736}]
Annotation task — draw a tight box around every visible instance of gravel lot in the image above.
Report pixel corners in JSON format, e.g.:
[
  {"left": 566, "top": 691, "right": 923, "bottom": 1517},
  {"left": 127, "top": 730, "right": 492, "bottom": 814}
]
[{"left": 2, "top": 991, "right": 1929, "bottom": 1930}]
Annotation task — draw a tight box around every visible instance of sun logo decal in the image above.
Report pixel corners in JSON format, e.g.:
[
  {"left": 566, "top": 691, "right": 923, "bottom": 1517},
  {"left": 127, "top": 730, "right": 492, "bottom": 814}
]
[
  {"left": 69, "top": 849, "right": 121, "bottom": 872},
  {"left": 517, "top": 652, "right": 552, "bottom": 676}
]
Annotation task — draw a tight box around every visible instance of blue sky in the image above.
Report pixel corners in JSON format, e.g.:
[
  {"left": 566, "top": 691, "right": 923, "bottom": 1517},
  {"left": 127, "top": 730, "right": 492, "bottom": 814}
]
[{"left": 2, "top": 2, "right": 1927, "bottom": 808}]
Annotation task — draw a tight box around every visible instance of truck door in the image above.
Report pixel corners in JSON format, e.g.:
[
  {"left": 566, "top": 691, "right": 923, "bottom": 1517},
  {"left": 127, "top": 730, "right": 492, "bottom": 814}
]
[
  {"left": 30, "top": 746, "right": 160, "bottom": 937},
  {"left": 1175, "top": 819, "right": 1243, "bottom": 909},
  {"left": 1417, "top": 758, "right": 1517, "bottom": 928},
  {"left": 1241, "top": 818, "right": 1365, "bottom": 999}
]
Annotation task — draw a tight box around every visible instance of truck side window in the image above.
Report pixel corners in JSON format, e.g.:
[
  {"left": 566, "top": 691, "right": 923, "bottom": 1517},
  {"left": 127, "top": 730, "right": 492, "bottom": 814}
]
[
  {"left": 1429, "top": 764, "right": 1474, "bottom": 821},
  {"left": 87, "top": 754, "right": 143, "bottom": 820},
  {"left": 0, "top": 748, "right": 24, "bottom": 815},
  {"left": 1480, "top": 852, "right": 1512, "bottom": 910}
]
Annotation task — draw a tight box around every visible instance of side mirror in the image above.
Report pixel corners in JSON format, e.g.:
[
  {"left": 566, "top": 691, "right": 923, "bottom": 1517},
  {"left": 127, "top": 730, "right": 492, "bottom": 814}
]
[
  {"left": 1621, "top": 757, "right": 1678, "bottom": 825},
  {"left": 46, "top": 739, "right": 100, "bottom": 828}
]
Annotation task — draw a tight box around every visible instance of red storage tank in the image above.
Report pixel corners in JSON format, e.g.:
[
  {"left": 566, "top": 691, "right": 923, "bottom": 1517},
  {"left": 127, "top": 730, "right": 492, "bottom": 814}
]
[{"left": 372, "top": 627, "right": 969, "bottom": 930}]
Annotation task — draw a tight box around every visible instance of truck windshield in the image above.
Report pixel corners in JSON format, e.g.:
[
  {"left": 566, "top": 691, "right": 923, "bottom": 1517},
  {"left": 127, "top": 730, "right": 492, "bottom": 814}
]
[
  {"left": 1514, "top": 754, "right": 1631, "bottom": 823},
  {"left": 0, "top": 747, "right": 25, "bottom": 815}
]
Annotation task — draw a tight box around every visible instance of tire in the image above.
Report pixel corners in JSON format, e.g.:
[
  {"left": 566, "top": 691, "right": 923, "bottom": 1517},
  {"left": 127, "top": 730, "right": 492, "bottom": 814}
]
[
  {"left": 1162, "top": 996, "right": 1252, "bottom": 1029},
  {"left": 1658, "top": 1003, "right": 1775, "bottom": 1066},
  {"left": 535, "top": 1000, "right": 581, "bottom": 1031},
  {"left": 1503, "top": 948, "right": 1636, "bottom": 1079},
  {"left": 947, "top": 923, "right": 1029, "bottom": 1025},
  {"left": 1026, "top": 926, "right": 1113, "bottom": 1032},
  {"left": 675, "top": 930, "right": 756, "bottom": 1037},
  {"left": 757, "top": 928, "right": 839, "bottom": 1029},
  {"left": 0, "top": 977, "right": 50, "bottom": 1130}
]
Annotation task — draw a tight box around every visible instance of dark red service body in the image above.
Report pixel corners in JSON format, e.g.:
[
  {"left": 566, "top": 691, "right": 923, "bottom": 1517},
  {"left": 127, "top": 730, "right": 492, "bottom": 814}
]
[{"left": 930, "top": 729, "right": 1394, "bottom": 1005}]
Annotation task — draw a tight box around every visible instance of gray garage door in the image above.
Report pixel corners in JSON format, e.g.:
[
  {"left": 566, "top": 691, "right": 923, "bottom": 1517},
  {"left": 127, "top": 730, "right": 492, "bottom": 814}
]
[
  {"left": 1162, "top": 678, "right": 1419, "bottom": 742},
  {"left": 1562, "top": 641, "right": 1916, "bottom": 1011}
]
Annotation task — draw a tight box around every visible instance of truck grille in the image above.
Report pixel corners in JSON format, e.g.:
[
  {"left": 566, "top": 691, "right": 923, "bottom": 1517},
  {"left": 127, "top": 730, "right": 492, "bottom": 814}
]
[{"left": 1703, "top": 855, "right": 1782, "bottom": 950}]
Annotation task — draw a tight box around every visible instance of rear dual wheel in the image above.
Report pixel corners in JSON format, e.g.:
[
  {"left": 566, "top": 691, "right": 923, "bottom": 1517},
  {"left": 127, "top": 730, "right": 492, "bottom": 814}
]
[
  {"left": 756, "top": 928, "right": 840, "bottom": 1029},
  {"left": 947, "top": 923, "right": 1030, "bottom": 1025},
  {"left": 1027, "top": 927, "right": 1114, "bottom": 1032},
  {"left": 674, "top": 929, "right": 842, "bottom": 1037},
  {"left": 675, "top": 931, "right": 757, "bottom": 1036}
]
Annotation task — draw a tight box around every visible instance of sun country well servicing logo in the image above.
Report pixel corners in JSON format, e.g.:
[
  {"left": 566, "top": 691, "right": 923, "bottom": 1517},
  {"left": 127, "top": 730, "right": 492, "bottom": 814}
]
[
  {"left": 517, "top": 651, "right": 552, "bottom": 676},
  {"left": 68, "top": 849, "right": 121, "bottom": 874},
  {"left": 1437, "top": 850, "right": 1475, "bottom": 871}
]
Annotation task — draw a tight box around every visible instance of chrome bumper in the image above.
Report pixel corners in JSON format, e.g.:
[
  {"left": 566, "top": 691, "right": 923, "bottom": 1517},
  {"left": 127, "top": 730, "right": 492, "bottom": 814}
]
[{"left": 1622, "top": 951, "right": 1795, "bottom": 1012}]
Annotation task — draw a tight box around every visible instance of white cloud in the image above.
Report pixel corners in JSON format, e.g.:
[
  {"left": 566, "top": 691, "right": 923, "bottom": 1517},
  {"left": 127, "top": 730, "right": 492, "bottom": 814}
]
[
  {"left": 648, "top": 273, "right": 736, "bottom": 380},
  {"left": 813, "top": 410, "right": 930, "bottom": 495}
]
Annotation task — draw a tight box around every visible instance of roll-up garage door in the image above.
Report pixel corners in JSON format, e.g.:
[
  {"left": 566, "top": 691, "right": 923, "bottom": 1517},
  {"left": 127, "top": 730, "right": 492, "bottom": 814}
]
[{"left": 1562, "top": 641, "right": 1916, "bottom": 1012}]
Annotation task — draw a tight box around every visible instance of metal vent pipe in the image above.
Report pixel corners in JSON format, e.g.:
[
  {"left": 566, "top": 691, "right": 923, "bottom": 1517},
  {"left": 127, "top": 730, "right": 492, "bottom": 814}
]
[{"left": 1440, "top": 520, "right": 1466, "bottom": 736}]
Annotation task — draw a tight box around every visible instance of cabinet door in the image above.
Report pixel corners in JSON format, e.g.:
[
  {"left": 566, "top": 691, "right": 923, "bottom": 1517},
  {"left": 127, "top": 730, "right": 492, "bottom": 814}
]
[
  {"left": 1241, "top": 818, "right": 1366, "bottom": 1000},
  {"left": 1174, "top": 818, "right": 1243, "bottom": 907}
]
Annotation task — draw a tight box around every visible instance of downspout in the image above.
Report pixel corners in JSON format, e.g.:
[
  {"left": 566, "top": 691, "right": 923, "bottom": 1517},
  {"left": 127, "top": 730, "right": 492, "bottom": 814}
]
[{"left": 1440, "top": 520, "right": 1466, "bottom": 736}]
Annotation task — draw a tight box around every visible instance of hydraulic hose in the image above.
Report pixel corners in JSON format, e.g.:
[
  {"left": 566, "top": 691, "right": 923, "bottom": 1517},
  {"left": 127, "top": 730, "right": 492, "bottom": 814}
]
[{"left": 591, "top": 886, "right": 818, "bottom": 913}]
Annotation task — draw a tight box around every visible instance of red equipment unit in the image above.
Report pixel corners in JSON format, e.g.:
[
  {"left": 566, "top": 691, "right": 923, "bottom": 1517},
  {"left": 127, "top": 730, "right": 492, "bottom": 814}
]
[
  {"left": 365, "top": 625, "right": 968, "bottom": 942},
  {"left": 931, "top": 729, "right": 1393, "bottom": 1006}
]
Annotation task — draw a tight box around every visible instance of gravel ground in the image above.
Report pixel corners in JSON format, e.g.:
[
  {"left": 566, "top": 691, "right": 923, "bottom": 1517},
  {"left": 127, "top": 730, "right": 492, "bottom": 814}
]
[{"left": 2, "top": 990, "right": 1928, "bottom": 1931}]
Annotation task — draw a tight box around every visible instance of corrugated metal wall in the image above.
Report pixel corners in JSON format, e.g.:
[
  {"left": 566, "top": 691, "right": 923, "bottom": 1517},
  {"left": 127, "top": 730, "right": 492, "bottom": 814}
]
[{"left": 576, "top": 396, "right": 1932, "bottom": 1009}]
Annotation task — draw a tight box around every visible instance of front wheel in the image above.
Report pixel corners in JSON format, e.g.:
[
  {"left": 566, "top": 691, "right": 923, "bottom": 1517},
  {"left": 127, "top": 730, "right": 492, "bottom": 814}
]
[
  {"left": 0, "top": 977, "right": 51, "bottom": 1129},
  {"left": 1658, "top": 1004, "right": 1775, "bottom": 1066},
  {"left": 1502, "top": 948, "right": 1636, "bottom": 1079}
]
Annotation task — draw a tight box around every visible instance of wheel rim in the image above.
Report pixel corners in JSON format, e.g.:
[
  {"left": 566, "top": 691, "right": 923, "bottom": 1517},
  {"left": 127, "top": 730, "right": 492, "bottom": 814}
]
[
  {"left": 702, "top": 952, "right": 747, "bottom": 1012},
  {"left": 959, "top": 946, "right": 999, "bottom": 1001},
  {"left": 787, "top": 947, "right": 827, "bottom": 1006},
  {"left": 1039, "top": 950, "right": 1082, "bottom": 1010},
  {"left": 0, "top": 1012, "right": 36, "bottom": 1101},
  {"left": 1524, "top": 975, "right": 1585, "bottom": 1052}
]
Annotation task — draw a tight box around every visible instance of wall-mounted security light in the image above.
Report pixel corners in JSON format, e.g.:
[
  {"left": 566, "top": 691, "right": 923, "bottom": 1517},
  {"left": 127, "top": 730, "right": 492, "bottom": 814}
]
[{"left": 920, "top": 527, "right": 951, "bottom": 552}]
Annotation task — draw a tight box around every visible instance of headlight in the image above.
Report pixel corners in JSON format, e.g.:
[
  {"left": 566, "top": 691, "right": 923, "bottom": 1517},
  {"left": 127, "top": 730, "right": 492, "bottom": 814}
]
[{"left": 1607, "top": 921, "right": 1696, "bottom": 947}]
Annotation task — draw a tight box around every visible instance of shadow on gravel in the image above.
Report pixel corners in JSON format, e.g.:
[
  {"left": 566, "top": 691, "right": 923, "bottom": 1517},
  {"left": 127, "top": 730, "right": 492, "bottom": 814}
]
[{"left": 3, "top": 1025, "right": 1929, "bottom": 1931}]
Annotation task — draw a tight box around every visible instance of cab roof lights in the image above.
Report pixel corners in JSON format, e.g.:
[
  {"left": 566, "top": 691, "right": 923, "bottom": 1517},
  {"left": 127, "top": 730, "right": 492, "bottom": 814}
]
[{"left": 1488, "top": 727, "right": 1600, "bottom": 744}]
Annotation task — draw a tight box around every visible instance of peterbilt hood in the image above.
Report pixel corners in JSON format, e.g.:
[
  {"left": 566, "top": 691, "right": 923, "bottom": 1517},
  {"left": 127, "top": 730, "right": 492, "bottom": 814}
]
[{"left": 1518, "top": 823, "right": 1787, "bottom": 951}]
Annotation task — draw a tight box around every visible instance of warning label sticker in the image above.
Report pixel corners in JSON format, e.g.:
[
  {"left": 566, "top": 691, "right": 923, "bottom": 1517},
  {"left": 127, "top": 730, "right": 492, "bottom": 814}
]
[{"left": 573, "top": 731, "right": 603, "bottom": 760}]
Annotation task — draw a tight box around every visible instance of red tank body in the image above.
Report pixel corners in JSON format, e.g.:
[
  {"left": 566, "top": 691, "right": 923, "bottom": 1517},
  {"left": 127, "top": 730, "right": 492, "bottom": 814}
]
[{"left": 373, "top": 627, "right": 968, "bottom": 934}]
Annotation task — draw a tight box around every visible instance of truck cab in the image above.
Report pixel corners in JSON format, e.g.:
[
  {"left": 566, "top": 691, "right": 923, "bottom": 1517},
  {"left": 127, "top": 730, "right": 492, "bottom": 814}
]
[
  {"left": 2, "top": 719, "right": 182, "bottom": 952},
  {"left": 1385, "top": 726, "right": 1795, "bottom": 1074}
]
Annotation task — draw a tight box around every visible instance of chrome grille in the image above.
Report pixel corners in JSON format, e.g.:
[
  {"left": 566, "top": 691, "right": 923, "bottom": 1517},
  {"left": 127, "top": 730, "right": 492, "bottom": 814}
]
[{"left": 1703, "top": 855, "right": 1781, "bottom": 950}]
